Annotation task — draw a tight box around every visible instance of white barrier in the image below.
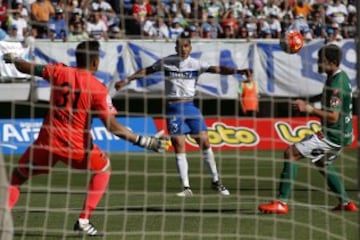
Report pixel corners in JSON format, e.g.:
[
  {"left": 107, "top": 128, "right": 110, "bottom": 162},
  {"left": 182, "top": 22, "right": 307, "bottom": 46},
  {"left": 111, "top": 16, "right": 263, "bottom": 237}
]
[{"left": 0, "top": 39, "right": 356, "bottom": 101}]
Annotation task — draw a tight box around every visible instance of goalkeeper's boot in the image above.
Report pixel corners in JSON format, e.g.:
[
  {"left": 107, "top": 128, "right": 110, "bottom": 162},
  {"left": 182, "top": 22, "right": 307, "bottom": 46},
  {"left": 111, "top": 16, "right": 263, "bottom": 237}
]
[
  {"left": 211, "top": 181, "right": 230, "bottom": 196},
  {"left": 176, "top": 187, "right": 193, "bottom": 197},
  {"left": 74, "top": 219, "right": 101, "bottom": 236},
  {"left": 332, "top": 201, "right": 358, "bottom": 212},
  {"left": 258, "top": 200, "right": 289, "bottom": 214}
]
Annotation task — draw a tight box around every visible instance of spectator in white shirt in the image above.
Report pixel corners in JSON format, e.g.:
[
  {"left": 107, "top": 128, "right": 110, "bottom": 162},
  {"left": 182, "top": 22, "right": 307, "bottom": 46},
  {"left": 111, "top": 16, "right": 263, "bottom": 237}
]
[
  {"left": 8, "top": 10, "right": 27, "bottom": 41},
  {"left": 169, "top": 18, "right": 184, "bottom": 39},
  {"left": 223, "top": 0, "right": 243, "bottom": 19},
  {"left": 91, "top": 0, "right": 120, "bottom": 34},
  {"left": 245, "top": 14, "right": 258, "bottom": 38},
  {"left": 326, "top": 0, "right": 348, "bottom": 25},
  {"left": 143, "top": 16, "right": 170, "bottom": 39},
  {"left": 263, "top": 0, "right": 281, "bottom": 17},
  {"left": 257, "top": 15, "right": 271, "bottom": 38},
  {"left": 7, "top": 25, "right": 22, "bottom": 41},
  {"left": 68, "top": 20, "right": 89, "bottom": 41},
  {"left": 165, "top": 0, "right": 192, "bottom": 19},
  {"left": 268, "top": 13, "right": 282, "bottom": 38},
  {"left": 86, "top": 9, "right": 108, "bottom": 41},
  {"left": 206, "top": 0, "right": 224, "bottom": 20},
  {"left": 90, "top": 0, "right": 112, "bottom": 12},
  {"left": 12, "top": 2, "right": 28, "bottom": 21}
]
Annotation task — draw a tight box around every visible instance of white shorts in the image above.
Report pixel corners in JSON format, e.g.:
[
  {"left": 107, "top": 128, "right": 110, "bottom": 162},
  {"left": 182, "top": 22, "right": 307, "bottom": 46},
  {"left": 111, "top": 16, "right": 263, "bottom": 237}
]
[{"left": 294, "top": 132, "right": 342, "bottom": 165}]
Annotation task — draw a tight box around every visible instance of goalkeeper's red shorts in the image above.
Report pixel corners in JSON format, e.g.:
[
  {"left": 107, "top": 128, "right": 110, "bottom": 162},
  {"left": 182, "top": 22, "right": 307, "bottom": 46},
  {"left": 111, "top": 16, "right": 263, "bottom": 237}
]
[{"left": 17, "top": 144, "right": 110, "bottom": 177}]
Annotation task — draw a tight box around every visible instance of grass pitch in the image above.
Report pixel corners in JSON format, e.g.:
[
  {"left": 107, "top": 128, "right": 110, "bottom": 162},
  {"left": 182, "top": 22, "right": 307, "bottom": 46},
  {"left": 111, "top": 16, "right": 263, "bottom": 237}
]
[{"left": 6, "top": 149, "right": 358, "bottom": 240}]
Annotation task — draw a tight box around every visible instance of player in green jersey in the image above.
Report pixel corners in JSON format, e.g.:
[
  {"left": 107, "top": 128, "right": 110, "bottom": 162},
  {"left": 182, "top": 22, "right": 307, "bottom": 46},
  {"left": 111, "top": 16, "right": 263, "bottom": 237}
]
[{"left": 258, "top": 44, "right": 357, "bottom": 214}]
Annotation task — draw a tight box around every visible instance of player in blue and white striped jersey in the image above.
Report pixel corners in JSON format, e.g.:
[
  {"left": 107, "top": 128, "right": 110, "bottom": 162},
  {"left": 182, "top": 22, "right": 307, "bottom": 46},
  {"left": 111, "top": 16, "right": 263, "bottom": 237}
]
[{"left": 115, "top": 32, "right": 252, "bottom": 197}]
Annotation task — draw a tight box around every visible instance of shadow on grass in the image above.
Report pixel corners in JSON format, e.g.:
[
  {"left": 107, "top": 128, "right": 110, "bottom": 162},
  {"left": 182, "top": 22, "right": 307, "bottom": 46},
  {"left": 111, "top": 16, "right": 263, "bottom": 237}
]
[
  {"left": 108, "top": 206, "right": 259, "bottom": 215},
  {"left": 17, "top": 206, "right": 259, "bottom": 215},
  {"left": 14, "top": 231, "right": 99, "bottom": 239}
]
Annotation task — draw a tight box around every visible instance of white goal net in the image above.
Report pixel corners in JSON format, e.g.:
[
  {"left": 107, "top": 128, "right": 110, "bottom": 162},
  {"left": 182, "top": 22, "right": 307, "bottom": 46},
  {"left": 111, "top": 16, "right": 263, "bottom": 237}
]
[
  {"left": 1, "top": 38, "right": 357, "bottom": 240},
  {"left": 0, "top": 3, "right": 358, "bottom": 237}
]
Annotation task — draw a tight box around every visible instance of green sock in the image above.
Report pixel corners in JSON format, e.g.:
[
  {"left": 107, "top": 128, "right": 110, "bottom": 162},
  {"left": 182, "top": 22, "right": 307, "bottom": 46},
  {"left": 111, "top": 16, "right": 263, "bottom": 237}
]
[
  {"left": 319, "top": 165, "right": 350, "bottom": 204},
  {"left": 278, "top": 161, "right": 298, "bottom": 203}
]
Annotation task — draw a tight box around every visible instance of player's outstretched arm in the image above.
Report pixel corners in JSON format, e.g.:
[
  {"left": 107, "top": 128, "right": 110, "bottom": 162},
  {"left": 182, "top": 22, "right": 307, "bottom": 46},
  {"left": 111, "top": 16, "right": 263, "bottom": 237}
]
[
  {"left": 115, "top": 66, "right": 157, "bottom": 90},
  {"left": 3, "top": 53, "right": 43, "bottom": 77},
  {"left": 293, "top": 99, "right": 339, "bottom": 123},
  {"left": 134, "top": 130, "right": 171, "bottom": 153},
  {"left": 207, "top": 66, "right": 252, "bottom": 77},
  {"left": 308, "top": 94, "right": 322, "bottom": 102},
  {"left": 102, "top": 115, "right": 170, "bottom": 152}
]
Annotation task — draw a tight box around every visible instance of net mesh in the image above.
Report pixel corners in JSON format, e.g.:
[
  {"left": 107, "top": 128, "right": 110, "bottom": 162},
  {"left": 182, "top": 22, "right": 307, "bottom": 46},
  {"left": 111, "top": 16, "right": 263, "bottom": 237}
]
[{"left": 1, "top": 39, "right": 358, "bottom": 240}]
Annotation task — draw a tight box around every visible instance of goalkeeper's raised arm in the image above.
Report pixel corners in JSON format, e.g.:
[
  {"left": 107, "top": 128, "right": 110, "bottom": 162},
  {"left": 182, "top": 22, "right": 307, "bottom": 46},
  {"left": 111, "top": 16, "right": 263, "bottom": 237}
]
[{"left": 3, "top": 53, "right": 44, "bottom": 77}]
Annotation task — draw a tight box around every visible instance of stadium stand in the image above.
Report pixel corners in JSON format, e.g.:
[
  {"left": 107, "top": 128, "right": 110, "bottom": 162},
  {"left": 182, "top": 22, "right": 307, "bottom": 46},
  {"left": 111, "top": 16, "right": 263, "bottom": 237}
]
[{"left": 0, "top": 0, "right": 355, "bottom": 41}]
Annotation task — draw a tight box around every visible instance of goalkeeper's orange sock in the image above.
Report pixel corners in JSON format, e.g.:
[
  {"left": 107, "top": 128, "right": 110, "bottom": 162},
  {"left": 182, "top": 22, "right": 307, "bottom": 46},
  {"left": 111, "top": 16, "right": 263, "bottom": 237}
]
[
  {"left": 8, "top": 168, "right": 29, "bottom": 209},
  {"left": 7, "top": 185, "right": 20, "bottom": 210},
  {"left": 79, "top": 171, "right": 110, "bottom": 219}
]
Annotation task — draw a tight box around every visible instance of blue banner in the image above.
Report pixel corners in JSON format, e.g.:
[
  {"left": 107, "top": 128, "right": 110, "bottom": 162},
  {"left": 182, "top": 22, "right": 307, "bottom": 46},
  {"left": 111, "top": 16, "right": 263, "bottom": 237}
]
[{"left": 0, "top": 117, "right": 159, "bottom": 155}]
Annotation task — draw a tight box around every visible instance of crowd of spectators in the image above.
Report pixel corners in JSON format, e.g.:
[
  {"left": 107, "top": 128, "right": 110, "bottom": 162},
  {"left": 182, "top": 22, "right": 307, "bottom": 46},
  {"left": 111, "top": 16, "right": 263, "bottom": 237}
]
[
  {"left": 0, "top": 0, "right": 121, "bottom": 43},
  {"left": 0, "top": 0, "right": 356, "bottom": 44}
]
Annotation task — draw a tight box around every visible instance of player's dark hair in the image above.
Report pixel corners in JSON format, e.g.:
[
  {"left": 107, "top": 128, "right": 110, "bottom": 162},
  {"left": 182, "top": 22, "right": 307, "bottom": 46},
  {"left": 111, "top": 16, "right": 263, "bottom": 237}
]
[
  {"left": 75, "top": 40, "right": 100, "bottom": 68},
  {"left": 176, "top": 31, "right": 191, "bottom": 46},
  {"left": 318, "top": 44, "right": 342, "bottom": 66}
]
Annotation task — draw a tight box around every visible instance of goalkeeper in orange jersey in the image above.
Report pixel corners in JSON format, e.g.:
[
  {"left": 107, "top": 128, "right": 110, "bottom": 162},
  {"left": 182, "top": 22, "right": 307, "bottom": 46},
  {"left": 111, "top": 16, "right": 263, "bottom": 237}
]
[
  {"left": 4, "top": 40, "right": 169, "bottom": 236},
  {"left": 259, "top": 44, "right": 357, "bottom": 214}
]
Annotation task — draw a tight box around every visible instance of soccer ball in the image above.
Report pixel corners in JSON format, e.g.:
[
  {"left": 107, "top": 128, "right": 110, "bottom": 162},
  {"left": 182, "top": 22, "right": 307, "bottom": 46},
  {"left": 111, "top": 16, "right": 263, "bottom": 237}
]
[{"left": 279, "top": 30, "right": 304, "bottom": 54}]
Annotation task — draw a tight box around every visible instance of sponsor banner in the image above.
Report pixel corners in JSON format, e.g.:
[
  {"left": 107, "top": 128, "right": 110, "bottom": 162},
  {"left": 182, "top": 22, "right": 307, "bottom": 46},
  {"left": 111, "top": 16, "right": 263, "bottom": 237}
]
[
  {"left": 0, "top": 117, "right": 159, "bottom": 155},
  {"left": 154, "top": 117, "right": 358, "bottom": 150},
  {"left": 0, "top": 117, "right": 357, "bottom": 155},
  {"left": 1, "top": 40, "right": 355, "bottom": 101}
]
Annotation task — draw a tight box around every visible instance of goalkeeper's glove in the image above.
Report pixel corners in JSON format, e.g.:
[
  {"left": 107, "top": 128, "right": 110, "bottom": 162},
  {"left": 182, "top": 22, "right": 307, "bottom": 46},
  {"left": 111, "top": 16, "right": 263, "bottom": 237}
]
[
  {"left": 3, "top": 53, "right": 18, "bottom": 64},
  {"left": 135, "top": 130, "right": 171, "bottom": 153}
]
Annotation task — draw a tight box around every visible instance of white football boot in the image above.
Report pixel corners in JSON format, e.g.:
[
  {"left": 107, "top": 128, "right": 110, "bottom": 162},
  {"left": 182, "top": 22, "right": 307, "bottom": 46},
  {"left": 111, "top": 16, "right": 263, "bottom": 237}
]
[
  {"left": 176, "top": 187, "right": 193, "bottom": 197},
  {"left": 211, "top": 181, "right": 230, "bottom": 196}
]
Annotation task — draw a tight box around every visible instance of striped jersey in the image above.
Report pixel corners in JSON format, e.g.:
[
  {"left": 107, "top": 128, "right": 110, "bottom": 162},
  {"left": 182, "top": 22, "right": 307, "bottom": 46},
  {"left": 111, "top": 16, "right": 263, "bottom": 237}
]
[{"left": 151, "top": 55, "right": 210, "bottom": 99}]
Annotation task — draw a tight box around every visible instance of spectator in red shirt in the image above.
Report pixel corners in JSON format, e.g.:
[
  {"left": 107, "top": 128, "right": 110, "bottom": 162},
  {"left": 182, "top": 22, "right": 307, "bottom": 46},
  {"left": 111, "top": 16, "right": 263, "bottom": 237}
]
[
  {"left": 132, "top": 0, "right": 153, "bottom": 24},
  {"left": 128, "top": 0, "right": 153, "bottom": 35},
  {"left": 4, "top": 40, "right": 169, "bottom": 236},
  {"left": 221, "top": 8, "right": 239, "bottom": 37}
]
